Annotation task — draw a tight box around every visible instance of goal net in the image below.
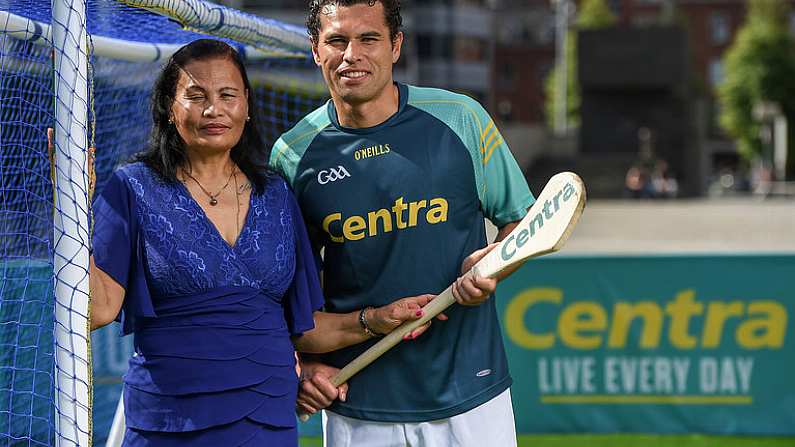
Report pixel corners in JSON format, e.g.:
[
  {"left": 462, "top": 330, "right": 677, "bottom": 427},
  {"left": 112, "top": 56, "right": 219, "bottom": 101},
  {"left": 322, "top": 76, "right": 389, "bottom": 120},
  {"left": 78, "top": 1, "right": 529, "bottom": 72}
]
[{"left": 0, "top": 0, "right": 325, "bottom": 444}]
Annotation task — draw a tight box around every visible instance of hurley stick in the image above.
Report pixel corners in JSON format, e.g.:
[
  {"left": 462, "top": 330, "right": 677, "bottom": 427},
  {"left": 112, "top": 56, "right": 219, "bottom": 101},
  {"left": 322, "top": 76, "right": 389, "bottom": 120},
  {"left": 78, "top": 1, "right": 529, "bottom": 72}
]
[{"left": 299, "top": 172, "right": 586, "bottom": 421}]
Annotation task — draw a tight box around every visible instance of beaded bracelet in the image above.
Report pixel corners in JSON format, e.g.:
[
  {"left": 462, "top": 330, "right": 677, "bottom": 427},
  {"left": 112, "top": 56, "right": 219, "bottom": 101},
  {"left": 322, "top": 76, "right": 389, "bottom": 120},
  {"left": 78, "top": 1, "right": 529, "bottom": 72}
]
[{"left": 358, "top": 306, "right": 383, "bottom": 338}]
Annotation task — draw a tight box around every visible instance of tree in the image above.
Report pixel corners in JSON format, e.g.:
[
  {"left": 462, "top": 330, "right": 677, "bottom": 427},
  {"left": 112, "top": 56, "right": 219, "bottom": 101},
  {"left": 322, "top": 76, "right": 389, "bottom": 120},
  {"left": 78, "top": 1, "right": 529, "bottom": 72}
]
[
  {"left": 718, "top": 0, "right": 795, "bottom": 176},
  {"left": 577, "top": 0, "right": 618, "bottom": 28},
  {"left": 544, "top": 0, "right": 616, "bottom": 131}
]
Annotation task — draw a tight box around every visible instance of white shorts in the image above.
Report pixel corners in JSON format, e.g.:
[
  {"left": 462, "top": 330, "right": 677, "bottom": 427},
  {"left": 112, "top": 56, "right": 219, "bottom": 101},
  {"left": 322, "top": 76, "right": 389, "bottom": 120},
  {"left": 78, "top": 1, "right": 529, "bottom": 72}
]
[{"left": 322, "top": 389, "right": 517, "bottom": 447}]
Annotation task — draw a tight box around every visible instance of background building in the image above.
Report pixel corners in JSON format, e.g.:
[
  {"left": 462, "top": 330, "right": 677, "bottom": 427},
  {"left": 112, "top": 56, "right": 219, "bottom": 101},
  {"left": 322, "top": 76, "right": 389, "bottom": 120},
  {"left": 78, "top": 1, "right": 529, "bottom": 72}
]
[
  {"left": 240, "top": 0, "right": 497, "bottom": 105},
  {"left": 493, "top": 0, "right": 795, "bottom": 197},
  {"left": 230, "top": 0, "right": 795, "bottom": 197}
]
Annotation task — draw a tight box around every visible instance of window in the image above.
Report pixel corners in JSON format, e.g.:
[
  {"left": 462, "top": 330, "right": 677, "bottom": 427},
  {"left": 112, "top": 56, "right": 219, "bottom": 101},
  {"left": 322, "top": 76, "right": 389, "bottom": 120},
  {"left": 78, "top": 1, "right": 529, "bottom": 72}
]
[
  {"left": 709, "top": 12, "right": 730, "bottom": 46},
  {"left": 537, "top": 62, "right": 553, "bottom": 83},
  {"left": 417, "top": 35, "right": 453, "bottom": 59},
  {"left": 498, "top": 99, "right": 513, "bottom": 122},
  {"left": 709, "top": 59, "right": 724, "bottom": 88},
  {"left": 536, "top": 17, "right": 555, "bottom": 45},
  {"left": 631, "top": 14, "right": 658, "bottom": 27},
  {"left": 454, "top": 37, "right": 486, "bottom": 62},
  {"left": 606, "top": 0, "right": 621, "bottom": 16},
  {"left": 417, "top": 35, "right": 433, "bottom": 58},
  {"left": 498, "top": 63, "right": 516, "bottom": 88}
]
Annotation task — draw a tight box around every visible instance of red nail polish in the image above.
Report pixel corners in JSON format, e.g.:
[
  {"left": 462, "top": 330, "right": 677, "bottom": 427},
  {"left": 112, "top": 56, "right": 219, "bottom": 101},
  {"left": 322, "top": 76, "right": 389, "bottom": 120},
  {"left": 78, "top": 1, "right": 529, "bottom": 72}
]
[{"left": 416, "top": 310, "right": 423, "bottom": 317}]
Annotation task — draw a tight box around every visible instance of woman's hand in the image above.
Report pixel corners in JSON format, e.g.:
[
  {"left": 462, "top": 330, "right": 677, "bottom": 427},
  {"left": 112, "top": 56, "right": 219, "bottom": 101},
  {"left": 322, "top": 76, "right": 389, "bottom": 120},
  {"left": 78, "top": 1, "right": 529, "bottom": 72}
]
[
  {"left": 368, "top": 294, "right": 447, "bottom": 340},
  {"left": 296, "top": 360, "right": 348, "bottom": 416},
  {"left": 295, "top": 296, "right": 446, "bottom": 353}
]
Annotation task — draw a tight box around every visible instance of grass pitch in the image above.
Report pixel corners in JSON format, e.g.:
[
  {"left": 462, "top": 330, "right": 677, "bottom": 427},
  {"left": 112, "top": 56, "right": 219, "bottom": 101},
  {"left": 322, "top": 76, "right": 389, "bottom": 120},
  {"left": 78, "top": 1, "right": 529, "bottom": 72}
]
[{"left": 299, "top": 434, "right": 795, "bottom": 446}]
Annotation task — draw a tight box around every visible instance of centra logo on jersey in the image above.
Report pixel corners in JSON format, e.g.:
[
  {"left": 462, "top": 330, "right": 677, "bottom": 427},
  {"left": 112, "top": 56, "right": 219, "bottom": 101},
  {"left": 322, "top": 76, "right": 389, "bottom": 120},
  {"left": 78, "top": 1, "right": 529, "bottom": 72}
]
[
  {"left": 322, "top": 196, "right": 448, "bottom": 243},
  {"left": 354, "top": 144, "right": 390, "bottom": 161},
  {"left": 317, "top": 166, "right": 351, "bottom": 185}
]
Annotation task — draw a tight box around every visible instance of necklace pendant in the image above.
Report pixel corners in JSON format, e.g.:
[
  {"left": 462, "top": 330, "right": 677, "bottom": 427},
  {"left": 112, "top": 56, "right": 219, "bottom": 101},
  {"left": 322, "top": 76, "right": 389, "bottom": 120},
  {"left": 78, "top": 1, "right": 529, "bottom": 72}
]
[{"left": 209, "top": 197, "right": 218, "bottom": 206}]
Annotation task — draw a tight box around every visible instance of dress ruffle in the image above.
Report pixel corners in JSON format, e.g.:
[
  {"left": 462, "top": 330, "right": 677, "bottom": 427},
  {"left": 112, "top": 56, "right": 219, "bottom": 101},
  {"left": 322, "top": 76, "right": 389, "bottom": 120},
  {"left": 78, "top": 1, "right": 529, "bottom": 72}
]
[
  {"left": 281, "top": 188, "right": 324, "bottom": 336},
  {"left": 124, "top": 364, "right": 298, "bottom": 431},
  {"left": 123, "top": 418, "right": 297, "bottom": 447},
  {"left": 123, "top": 286, "right": 300, "bottom": 432}
]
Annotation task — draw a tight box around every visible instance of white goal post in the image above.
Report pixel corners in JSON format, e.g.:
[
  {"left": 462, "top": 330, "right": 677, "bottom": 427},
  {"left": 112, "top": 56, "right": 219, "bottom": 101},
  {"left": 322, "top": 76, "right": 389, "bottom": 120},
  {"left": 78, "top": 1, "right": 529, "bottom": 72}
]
[
  {"left": 0, "top": 7, "right": 307, "bottom": 62},
  {"left": 50, "top": 0, "right": 91, "bottom": 444}
]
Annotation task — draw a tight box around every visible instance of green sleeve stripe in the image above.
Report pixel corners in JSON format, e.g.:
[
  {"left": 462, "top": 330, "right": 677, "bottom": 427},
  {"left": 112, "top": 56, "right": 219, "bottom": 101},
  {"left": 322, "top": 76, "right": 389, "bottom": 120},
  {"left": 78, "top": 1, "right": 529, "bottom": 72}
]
[
  {"left": 407, "top": 85, "right": 534, "bottom": 227},
  {"left": 480, "top": 120, "right": 494, "bottom": 141},
  {"left": 409, "top": 96, "right": 502, "bottom": 168},
  {"left": 483, "top": 136, "right": 503, "bottom": 165},
  {"left": 407, "top": 96, "right": 488, "bottom": 200}
]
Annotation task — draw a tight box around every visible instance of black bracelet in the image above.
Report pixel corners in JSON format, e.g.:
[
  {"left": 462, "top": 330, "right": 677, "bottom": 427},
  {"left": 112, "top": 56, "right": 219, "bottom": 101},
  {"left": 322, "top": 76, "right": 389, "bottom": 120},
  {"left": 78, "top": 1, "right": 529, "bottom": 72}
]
[{"left": 358, "top": 307, "right": 383, "bottom": 338}]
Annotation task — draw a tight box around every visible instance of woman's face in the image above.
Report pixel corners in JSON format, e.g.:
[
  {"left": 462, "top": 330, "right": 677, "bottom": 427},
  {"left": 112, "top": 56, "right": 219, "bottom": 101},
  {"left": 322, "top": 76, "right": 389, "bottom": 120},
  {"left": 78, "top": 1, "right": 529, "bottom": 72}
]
[{"left": 170, "top": 57, "right": 249, "bottom": 156}]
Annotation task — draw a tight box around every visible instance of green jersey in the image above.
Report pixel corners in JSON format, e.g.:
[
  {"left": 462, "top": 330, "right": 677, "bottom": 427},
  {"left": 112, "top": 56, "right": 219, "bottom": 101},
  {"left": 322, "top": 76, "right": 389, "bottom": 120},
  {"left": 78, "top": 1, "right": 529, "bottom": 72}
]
[{"left": 270, "top": 83, "right": 534, "bottom": 422}]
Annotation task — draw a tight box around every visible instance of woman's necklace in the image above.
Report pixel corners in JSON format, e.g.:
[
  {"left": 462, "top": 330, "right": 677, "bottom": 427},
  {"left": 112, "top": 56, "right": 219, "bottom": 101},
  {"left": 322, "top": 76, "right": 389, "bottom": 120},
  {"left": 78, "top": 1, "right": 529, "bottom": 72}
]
[
  {"left": 233, "top": 171, "right": 241, "bottom": 240},
  {"left": 182, "top": 164, "right": 235, "bottom": 206}
]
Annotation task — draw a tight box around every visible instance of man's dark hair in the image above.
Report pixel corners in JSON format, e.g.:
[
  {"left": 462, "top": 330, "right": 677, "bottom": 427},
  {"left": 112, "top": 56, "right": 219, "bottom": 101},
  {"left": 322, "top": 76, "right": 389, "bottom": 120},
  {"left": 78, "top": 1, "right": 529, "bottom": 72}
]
[
  {"left": 135, "top": 39, "right": 272, "bottom": 194},
  {"left": 307, "top": 0, "right": 403, "bottom": 44}
]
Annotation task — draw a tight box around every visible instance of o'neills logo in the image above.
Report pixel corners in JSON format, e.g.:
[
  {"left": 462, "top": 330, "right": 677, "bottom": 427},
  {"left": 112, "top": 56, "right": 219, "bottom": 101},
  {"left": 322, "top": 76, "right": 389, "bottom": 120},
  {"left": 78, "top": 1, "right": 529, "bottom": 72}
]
[
  {"left": 317, "top": 165, "right": 351, "bottom": 185},
  {"left": 354, "top": 144, "right": 390, "bottom": 161},
  {"left": 322, "top": 196, "right": 448, "bottom": 243},
  {"left": 501, "top": 182, "right": 577, "bottom": 261}
]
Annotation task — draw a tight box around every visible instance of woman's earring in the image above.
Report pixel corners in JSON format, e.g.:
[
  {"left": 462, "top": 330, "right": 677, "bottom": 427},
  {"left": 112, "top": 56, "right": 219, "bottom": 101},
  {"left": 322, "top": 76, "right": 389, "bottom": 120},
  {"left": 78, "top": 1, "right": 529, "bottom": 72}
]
[{"left": 246, "top": 116, "right": 250, "bottom": 122}]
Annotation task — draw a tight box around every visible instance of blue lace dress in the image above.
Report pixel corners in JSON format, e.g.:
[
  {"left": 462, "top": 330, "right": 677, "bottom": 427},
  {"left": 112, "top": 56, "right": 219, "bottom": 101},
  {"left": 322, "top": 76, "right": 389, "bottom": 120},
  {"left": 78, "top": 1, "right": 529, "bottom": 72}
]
[{"left": 92, "top": 162, "right": 323, "bottom": 446}]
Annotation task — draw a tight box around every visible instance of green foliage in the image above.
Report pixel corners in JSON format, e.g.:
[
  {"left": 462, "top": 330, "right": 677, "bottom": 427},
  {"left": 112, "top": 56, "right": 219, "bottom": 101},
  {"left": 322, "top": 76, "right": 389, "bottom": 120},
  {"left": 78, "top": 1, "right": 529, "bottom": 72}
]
[
  {"left": 544, "top": 31, "right": 580, "bottom": 129},
  {"left": 718, "top": 0, "right": 795, "bottom": 170},
  {"left": 577, "top": 0, "right": 618, "bottom": 29},
  {"left": 544, "top": 0, "right": 616, "bottom": 130}
]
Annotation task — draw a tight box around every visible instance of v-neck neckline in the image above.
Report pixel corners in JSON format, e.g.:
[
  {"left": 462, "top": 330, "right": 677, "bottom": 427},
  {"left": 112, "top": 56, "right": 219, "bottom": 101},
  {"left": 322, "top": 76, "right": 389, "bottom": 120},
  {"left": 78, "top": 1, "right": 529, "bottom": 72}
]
[{"left": 177, "top": 181, "right": 254, "bottom": 250}]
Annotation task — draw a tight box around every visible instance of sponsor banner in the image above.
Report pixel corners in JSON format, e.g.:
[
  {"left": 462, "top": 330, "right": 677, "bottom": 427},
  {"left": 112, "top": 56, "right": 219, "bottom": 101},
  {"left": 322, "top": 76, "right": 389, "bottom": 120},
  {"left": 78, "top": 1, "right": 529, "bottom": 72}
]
[
  {"left": 497, "top": 255, "right": 795, "bottom": 435},
  {"left": 90, "top": 254, "right": 793, "bottom": 438}
]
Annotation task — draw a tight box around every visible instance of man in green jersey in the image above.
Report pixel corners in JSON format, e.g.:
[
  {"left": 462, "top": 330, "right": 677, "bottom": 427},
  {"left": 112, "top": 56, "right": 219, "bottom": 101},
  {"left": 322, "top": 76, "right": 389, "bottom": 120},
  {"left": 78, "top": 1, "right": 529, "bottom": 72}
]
[{"left": 269, "top": 1, "right": 534, "bottom": 445}]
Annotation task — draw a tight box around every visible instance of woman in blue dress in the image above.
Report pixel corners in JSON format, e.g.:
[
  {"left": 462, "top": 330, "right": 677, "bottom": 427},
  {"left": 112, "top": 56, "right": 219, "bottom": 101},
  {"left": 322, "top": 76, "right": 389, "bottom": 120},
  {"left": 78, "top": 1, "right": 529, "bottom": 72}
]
[{"left": 88, "top": 39, "right": 433, "bottom": 446}]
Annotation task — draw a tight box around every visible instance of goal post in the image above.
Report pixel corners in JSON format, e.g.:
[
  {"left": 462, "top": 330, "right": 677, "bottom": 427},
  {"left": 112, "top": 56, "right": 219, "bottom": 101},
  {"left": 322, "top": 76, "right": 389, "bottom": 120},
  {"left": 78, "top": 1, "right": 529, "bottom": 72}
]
[
  {"left": 0, "top": 7, "right": 305, "bottom": 62},
  {"left": 0, "top": 1, "right": 324, "bottom": 445},
  {"left": 50, "top": 0, "right": 92, "bottom": 444}
]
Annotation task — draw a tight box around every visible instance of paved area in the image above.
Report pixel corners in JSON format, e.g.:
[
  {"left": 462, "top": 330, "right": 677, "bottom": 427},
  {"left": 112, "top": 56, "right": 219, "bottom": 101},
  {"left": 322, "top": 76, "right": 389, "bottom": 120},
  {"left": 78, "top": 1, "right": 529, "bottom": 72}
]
[{"left": 487, "top": 198, "right": 795, "bottom": 255}]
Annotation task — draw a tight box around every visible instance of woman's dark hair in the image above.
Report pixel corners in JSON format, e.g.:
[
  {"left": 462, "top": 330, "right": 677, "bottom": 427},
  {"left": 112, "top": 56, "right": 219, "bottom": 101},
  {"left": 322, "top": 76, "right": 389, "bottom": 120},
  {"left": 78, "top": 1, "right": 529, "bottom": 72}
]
[
  {"left": 136, "top": 39, "right": 271, "bottom": 194},
  {"left": 307, "top": 0, "right": 402, "bottom": 44}
]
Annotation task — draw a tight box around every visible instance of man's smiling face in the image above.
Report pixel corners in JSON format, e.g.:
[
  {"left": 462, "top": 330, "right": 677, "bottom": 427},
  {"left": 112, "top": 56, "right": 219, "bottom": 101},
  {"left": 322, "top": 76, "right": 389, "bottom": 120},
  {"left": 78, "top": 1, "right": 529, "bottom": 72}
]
[{"left": 312, "top": 2, "right": 403, "bottom": 106}]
